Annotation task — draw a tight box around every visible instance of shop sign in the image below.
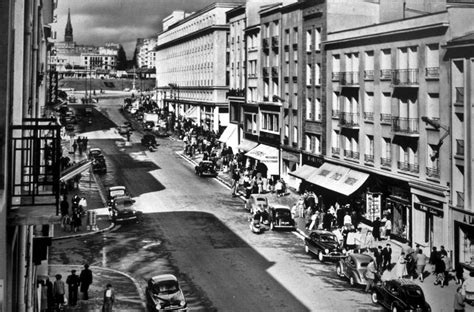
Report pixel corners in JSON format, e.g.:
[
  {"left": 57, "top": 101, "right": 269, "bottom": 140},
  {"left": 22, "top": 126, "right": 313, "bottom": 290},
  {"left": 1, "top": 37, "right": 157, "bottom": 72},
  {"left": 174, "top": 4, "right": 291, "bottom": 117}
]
[
  {"left": 282, "top": 150, "right": 299, "bottom": 163},
  {"left": 366, "top": 192, "right": 383, "bottom": 221},
  {"left": 414, "top": 202, "right": 443, "bottom": 218}
]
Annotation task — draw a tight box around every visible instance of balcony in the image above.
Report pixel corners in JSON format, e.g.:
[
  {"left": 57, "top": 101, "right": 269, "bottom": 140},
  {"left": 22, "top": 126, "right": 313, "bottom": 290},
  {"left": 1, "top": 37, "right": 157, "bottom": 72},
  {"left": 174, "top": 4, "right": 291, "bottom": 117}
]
[
  {"left": 456, "top": 139, "right": 464, "bottom": 157},
  {"left": 344, "top": 150, "right": 360, "bottom": 160},
  {"left": 455, "top": 87, "right": 464, "bottom": 106},
  {"left": 263, "top": 96, "right": 269, "bottom": 102},
  {"left": 263, "top": 67, "right": 269, "bottom": 78},
  {"left": 380, "top": 113, "right": 392, "bottom": 124},
  {"left": 425, "top": 67, "right": 439, "bottom": 79},
  {"left": 364, "top": 70, "right": 374, "bottom": 81},
  {"left": 380, "top": 69, "right": 392, "bottom": 80},
  {"left": 332, "top": 72, "right": 342, "bottom": 82},
  {"left": 397, "top": 161, "right": 419, "bottom": 173},
  {"left": 272, "top": 36, "right": 279, "bottom": 50},
  {"left": 340, "top": 71, "right": 359, "bottom": 86},
  {"left": 332, "top": 109, "right": 340, "bottom": 119},
  {"left": 332, "top": 147, "right": 340, "bottom": 155},
  {"left": 426, "top": 166, "right": 440, "bottom": 179},
  {"left": 391, "top": 69, "right": 419, "bottom": 86},
  {"left": 339, "top": 112, "right": 360, "bottom": 128},
  {"left": 381, "top": 157, "right": 392, "bottom": 168},
  {"left": 363, "top": 112, "right": 374, "bottom": 122},
  {"left": 272, "top": 66, "right": 279, "bottom": 77},
  {"left": 248, "top": 73, "right": 257, "bottom": 79},
  {"left": 364, "top": 154, "right": 374, "bottom": 163},
  {"left": 262, "top": 38, "right": 269, "bottom": 50},
  {"left": 391, "top": 117, "right": 419, "bottom": 136},
  {"left": 227, "top": 88, "right": 246, "bottom": 98},
  {"left": 9, "top": 118, "right": 62, "bottom": 224}
]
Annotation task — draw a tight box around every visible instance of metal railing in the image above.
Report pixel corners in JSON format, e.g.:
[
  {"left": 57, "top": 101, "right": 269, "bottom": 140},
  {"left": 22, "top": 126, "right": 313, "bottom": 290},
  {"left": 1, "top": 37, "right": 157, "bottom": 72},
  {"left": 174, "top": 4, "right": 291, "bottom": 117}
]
[
  {"left": 391, "top": 117, "right": 419, "bottom": 134},
  {"left": 272, "top": 36, "right": 279, "bottom": 50},
  {"left": 332, "top": 147, "right": 340, "bottom": 155},
  {"left": 272, "top": 66, "right": 279, "bottom": 77},
  {"left": 364, "top": 70, "right": 374, "bottom": 80},
  {"left": 227, "top": 88, "right": 246, "bottom": 97},
  {"left": 381, "top": 157, "right": 392, "bottom": 167},
  {"left": 457, "top": 191, "right": 464, "bottom": 208},
  {"left": 340, "top": 71, "right": 359, "bottom": 85},
  {"left": 263, "top": 67, "right": 269, "bottom": 78},
  {"left": 397, "top": 161, "right": 419, "bottom": 173},
  {"left": 339, "top": 112, "right": 360, "bottom": 127},
  {"left": 426, "top": 167, "right": 440, "bottom": 179},
  {"left": 380, "top": 69, "right": 392, "bottom": 80},
  {"left": 380, "top": 113, "right": 392, "bottom": 124},
  {"left": 364, "top": 154, "right": 374, "bottom": 163},
  {"left": 332, "top": 109, "right": 340, "bottom": 119},
  {"left": 363, "top": 112, "right": 374, "bottom": 121},
  {"left": 332, "top": 72, "right": 342, "bottom": 81},
  {"left": 344, "top": 150, "right": 360, "bottom": 159},
  {"left": 262, "top": 38, "right": 269, "bottom": 50},
  {"left": 425, "top": 67, "right": 439, "bottom": 79},
  {"left": 391, "top": 69, "right": 419, "bottom": 86}
]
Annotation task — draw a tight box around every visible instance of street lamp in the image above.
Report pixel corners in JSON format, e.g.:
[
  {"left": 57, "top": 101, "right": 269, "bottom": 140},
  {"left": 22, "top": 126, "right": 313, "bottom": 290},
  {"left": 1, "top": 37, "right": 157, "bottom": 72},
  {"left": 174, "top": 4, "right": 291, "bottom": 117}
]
[{"left": 421, "top": 116, "right": 450, "bottom": 161}]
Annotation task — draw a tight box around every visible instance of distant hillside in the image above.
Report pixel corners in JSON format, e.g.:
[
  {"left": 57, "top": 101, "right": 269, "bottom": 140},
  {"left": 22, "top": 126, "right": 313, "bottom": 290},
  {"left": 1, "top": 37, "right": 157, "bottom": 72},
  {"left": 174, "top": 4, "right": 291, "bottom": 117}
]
[{"left": 59, "top": 78, "right": 156, "bottom": 91}]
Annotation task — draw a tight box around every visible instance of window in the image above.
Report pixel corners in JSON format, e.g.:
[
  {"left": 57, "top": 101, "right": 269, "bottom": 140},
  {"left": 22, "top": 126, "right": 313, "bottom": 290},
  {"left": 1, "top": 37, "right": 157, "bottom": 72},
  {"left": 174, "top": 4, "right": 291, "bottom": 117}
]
[
  {"left": 315, "top": 98, "right": 321, "bottom": 121},
  {"left": 426, "top": 44, "right": 439, "bottom": 78},
  {"left": 364, "top": 92, "right": 374, "bottom": 120},
  {"left": 380, "top": 49, "right": 391, "bottom": 70},
  {"left": 427, "top": 93, "right": 439, "bottom": 120},
  {"left": 382, "top": 137, "right": 391, "bottom": 159},
  {"left": 244, "top": 113, "right": 257, "bottom": 133},
  {"left": 364, "top": 51, "right": 374, "bottom": 80},
  {"left": 306, "top": 98, "right": 312, "bottom": 120},
  {"left": 332, "top": 54, "right": 340, "bottom": 73},
  {"left": 261, "top": 111, "right": 279, "bottom": 133},
  {"left": 366, "top": 135, "right": 374, "bottom": 160},
  {"left": 306, "top": 29, "right": 312, "bottom": 51},
  {"left": 306, "top": 64, "right": 312, "bottom": 85},
  {"left": 315, "top": 63, "right": 321, "bottom": 85},
  {"left": 315, "top": 27, "right": 321, "bottom": 51}
]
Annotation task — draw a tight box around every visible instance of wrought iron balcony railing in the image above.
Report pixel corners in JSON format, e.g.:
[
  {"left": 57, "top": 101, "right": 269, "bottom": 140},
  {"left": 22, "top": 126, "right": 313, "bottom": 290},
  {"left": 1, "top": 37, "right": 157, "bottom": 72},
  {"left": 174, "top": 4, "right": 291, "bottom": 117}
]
[
  {"left": 344, "top": 150, "right": 360, "bottom": 159},
  {"left": 272, "top": 36, "right": 279, "bottom": 50},
  {"left": 332, "top": 72, "right": 342, "bottom": 81},
  {"left": 381, "top": 157, "right": 392, "bottom": 167},
  {"left": 364, "top": 154, "right": 374, "bottom": 163},
  {"left": 263, "top": 67, "right": 269, "bottom": 78},
  {"left": 456, "top": 139, "right": 464, "bottom": 156},
  {"left": 339, "top": 112, "right": 360, "bottom": 128},
  {"left": 391, "top": 117, "right": 419, "bottom": 134},
  {"left": 340, "top": 71, "right": 359, "bottom": 85},
  {"left": 262, "top": 38, "right": 269, "bottom": 50},
  {"left": 380, "top": 113, "right": 392, "bottom": 124},
  {"left": 364, "top": 70, "right": 374, "bottom": 80},
  {"left": 425, "top": 67, "right": 439, "bottom": 79},
  {"left": 272, "top": 66, "right": 279, "bottom": 77},
  {"left": 397, "top": 161, "right": 419, "bottom": 173},
  {"left": 227, "top": 88, "right": 246, "bottom": 98},
  {"left": 455, "top": 87, "right": 464, "bottom": 105},
  {"left": 332, "top": 147, "right": 340, "bottom": 155},
  {"left": 391, "top": 69, "right": 419, "bottom": 86},
  {"left": 332, "top": 109, "right": 340, "bottom": 119},
  {"left": 363, "top": 112, "right": 374, "bottom": 121},
  {"left": 380, "top": 69, "right": 392, "bottom": 80},
  {"left": 426, "top": 166, "right": 440, "bottom": 179}
]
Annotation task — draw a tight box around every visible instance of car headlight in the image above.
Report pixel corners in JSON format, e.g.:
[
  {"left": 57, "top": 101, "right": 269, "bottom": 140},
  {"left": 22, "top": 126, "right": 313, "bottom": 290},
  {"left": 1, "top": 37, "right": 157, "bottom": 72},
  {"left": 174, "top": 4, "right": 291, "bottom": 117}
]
[
  {"left": 155, "top": 303, "right": 161, "bottom": 310},
  {"left": 324, "top": 249, "right": 329, "bottom": 254},
  {"left": 180, "top": 300, "right": 186, "bottom": 306}
]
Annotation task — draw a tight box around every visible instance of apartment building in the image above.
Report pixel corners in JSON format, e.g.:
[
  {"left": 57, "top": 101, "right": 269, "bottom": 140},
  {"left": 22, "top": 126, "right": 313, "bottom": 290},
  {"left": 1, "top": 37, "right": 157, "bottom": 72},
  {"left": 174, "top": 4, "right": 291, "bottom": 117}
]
[
  {"left": 137, "top": 37, "right": 157, "bottom": 69},
  {"left": 1, "top": 0, "right": 61, "bottom": 310},
  {"left": 155, "top": 3, "right": 242, "bottom": 133},
  {"left": 324, "top": 4, "right": 474, "bottom": 250},
  {"left": 446, "top": 33, "right": 474, "bottom": 267}
]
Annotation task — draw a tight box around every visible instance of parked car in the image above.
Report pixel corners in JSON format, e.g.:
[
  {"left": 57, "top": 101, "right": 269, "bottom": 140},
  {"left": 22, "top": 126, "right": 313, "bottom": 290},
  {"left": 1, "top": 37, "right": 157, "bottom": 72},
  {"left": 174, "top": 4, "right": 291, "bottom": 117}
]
[
  {"left": 268, "top": 205, "right": 295, "bottom": 230},
  {"left": 304, "top": 230, "right": 345, "bottom": 262},
  {"left": 146, "top": 274, "right": 187, "bottom": 312},
  {"left": 371, "top": 279, "right": 431, "bottom": 312},
  {"left": 107, "top": 186, "right": 130, "bottom": 205},
  {"left": 144, "top": 121, "right": 155, "bottom": 131},
  {"left": 141, "top": 134, "right": 157, "bottom": 147},
  {"left": 194, "top": 161, "right": 217, "bottom": 177},
  {"left": 336, "top": 253, "right": 373, "bottom": 287},
  {"left": 91, "top": 154, "right": 107, "bottom": 174},
  {"left": 108, "top": 195, "right": 141, "bottom": 223},
  {"left": 88, "top": 148, "right": 103, "bottom": 160},
  {"left": 244, "top": 194, "right": 268, "bottom": 214}
]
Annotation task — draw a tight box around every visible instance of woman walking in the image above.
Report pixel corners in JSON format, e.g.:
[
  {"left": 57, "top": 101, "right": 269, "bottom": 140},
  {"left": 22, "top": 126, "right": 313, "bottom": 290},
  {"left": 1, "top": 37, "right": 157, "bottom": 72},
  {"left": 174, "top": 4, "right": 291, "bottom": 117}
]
[{"left": 395, "top": 252, "right": 408, "bottom": 279}]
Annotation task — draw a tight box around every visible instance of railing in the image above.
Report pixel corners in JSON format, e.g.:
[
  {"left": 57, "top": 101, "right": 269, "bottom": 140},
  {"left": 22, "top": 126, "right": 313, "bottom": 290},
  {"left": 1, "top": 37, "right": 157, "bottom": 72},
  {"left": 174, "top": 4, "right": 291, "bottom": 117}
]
[
  {"left": 339, "top": 112, "right": 360, "bottom": 127},
  {"left": 380, "top": 113, "right": 392, "bottom": 124},
  {"left": 397, "top": 161, "right": 419, "bottom": 173},
  {"left": 263, "top": 96, "right": 269, "bottom": 102},
  {"left": 364, "top": 154, "right": 374, "bottom": 163},
  {"left": 332, "top": 72, "right": 342, "bottom": 81},
  {"left": 227, "top": 88, "right": 246, "bottom": 97},
  {"left": 248, "top": 73, "right": 257, "bottom": 79},
  {"left": 425, "top": 67, "right": 439, "bottom": 79},
  {"left": 426, "top": 167, "right": 440, "bottom": 179},
  {"left": 332, "top": 147, "right": 340, "bottom": 155},
  {"left": 272, "top": 36, "right": 279, "bottom": 50},
  {"left": 381, "top": 157, "right": 392, "bottom": 167},
  {"left": 380, "top": 69, "right": 392, "bottom": 80},
  {"left": 364, "top": 70, "right": 374, "bottom": 80},
  {"left": 456, "top": 139, "right": 464, "bottom": 156},
  {"left": 363, "top": 112, "right": 374, "bottom": 121},
  {"left": 455, "top": 87, "right": 464, "bottom": 105},
  {"left": 340, "top": 71, "right": 359, "bottom": 85},
  {"left": 332, "top": 109, "right": 340, "bottom": 119},
  {"left": 344, "top": 150, "right": 360, "bottom": 159},
  {"left": 391, "top": 117, "right": 419, "bottom": 134},
  {"left": 391, "top": 69, "right": 419, "bottom": 86}
]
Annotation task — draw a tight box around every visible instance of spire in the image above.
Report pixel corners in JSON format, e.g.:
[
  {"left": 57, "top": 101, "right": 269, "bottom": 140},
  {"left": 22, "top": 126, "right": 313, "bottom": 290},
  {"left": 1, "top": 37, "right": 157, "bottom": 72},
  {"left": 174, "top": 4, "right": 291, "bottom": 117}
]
[{"left": 65, "top": 8, "right": 73, "bottom": 42}]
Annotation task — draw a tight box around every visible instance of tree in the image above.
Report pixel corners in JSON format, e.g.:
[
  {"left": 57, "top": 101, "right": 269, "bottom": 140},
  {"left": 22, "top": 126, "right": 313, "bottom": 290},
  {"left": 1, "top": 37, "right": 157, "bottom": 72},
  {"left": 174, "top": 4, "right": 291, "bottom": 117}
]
[{"left": 116, "top": 45, "right": 127, "bottom": 70}]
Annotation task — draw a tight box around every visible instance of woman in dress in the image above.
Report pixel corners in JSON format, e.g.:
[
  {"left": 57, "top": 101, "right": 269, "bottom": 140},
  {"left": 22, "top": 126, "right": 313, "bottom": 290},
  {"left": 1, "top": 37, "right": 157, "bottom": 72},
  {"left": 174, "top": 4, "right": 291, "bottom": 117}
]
[{"left": 396, "top": 252, "right": 408, "bottom": 279}]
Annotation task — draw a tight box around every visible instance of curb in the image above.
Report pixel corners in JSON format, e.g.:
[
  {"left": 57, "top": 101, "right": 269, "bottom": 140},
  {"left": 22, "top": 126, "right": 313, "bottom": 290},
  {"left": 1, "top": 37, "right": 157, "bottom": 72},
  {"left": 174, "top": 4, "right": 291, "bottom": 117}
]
[{"left": 52, "top": 220, "right": 115, "bottom": 241}]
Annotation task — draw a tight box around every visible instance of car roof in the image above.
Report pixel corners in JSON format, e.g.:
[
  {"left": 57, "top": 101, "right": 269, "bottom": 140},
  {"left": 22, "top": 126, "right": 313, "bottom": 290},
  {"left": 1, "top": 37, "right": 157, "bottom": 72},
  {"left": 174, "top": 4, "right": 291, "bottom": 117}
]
[
  {"left": 89, "top": 148, "right": 101, "bottom": 152},
  {"left": 311, "top": 230, "right": 336, "bottom": 236},
  {"left": 151, "top": 274, "right": 178, "bottom": 284},
  {"left": 388, "top": 279, "right": 420, "bottom": 287},
  {"left": 201, "top": 160, "right": 213, "bottom": 164},
  {"left": 251, "top": 194, "right": 267, "bottom": 200},
  {"left": 350, "top": 253, "right": 373, "bottom": 261},
  {"left": 109, "top": 186, "right": 126, "bottom": 191},
  {"left": 272, "top": 204, "right": 291, "bottom": 210},
  {"left": 113, "top": 195, "right": 133, "bottom": 202}
]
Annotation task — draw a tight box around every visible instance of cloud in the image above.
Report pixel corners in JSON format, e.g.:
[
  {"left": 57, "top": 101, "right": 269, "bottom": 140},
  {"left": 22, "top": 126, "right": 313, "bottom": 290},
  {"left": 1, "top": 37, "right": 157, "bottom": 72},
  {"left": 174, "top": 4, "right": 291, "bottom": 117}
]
[{"left": 52, "top": 0, "right": 244, "bottom": 58}]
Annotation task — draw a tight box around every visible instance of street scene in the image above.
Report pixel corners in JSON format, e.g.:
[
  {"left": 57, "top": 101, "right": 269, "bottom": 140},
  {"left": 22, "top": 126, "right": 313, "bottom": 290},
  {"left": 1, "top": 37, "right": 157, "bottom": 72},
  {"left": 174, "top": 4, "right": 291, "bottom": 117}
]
[{"left": 2, "top": 0, "right": 474, "bottom": 312}]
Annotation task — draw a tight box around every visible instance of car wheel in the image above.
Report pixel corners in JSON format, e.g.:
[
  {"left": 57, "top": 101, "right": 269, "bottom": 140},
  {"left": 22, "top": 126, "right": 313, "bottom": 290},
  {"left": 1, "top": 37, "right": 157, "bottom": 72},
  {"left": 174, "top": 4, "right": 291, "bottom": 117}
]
[
  {"left": 305, "top": 245, "right": 310, "bottom": 254},
  {"left": 349, "top": 276, "right": 355, "bottom": 286},
  {"left": 371, "top": 292, "right": 379, "bottom": 304},
  {"left": 318, "top": 251, "right": 325, "bottom": 262},
  {"left": 336, "top": 265, "right": 342, "bottom": 277}
]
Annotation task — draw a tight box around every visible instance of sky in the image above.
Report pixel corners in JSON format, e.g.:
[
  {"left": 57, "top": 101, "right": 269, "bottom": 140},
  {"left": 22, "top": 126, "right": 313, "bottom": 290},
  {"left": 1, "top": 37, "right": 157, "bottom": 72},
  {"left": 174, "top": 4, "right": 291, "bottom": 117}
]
[{"left": 53, "top": 0, "right": 244, "bottom": 58}]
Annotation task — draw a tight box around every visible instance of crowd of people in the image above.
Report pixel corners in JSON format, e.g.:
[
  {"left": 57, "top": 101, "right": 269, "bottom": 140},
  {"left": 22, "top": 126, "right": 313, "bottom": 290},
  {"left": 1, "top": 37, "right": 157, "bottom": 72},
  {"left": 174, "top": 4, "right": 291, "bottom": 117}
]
[{"left": 60, "top": 194, "right": 87, "bottom": 233}]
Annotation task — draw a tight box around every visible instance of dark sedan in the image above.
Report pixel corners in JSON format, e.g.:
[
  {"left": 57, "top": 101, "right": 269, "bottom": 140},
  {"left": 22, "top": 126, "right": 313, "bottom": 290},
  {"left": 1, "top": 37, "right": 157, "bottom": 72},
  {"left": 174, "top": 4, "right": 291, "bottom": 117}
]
[
  {"left": 304, "top": 230, "right": 345, "bottom": 262},
  {"left": 109, "top": 196, "right": 142, "bottom": 223},
  {"left": 146, "top": 274, "right": 187, "bottom": 311},
  {"left": 371, "top": 279, "right": 431, "bottom": 311},
  {"left": 269, "top": 205, "right": 295, "bottom": 230},
  {"left": 194, "top": 161, "right": 217, "bottom": 177}
]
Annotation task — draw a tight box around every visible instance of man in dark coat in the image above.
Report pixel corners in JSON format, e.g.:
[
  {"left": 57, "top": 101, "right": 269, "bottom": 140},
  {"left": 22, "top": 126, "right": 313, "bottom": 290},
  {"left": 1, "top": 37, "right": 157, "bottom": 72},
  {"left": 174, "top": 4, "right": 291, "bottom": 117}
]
[
  {"left": 382, "top": 243, "right": 392, "bottom": 271},
  {"left": 66, "top": 270, "right": 81, "bottom": 306},
  {"left": 79, "top": 264, "right": 93, "bottom": 300},
  {"left": 375, "top": 245, "right": 384, "bottom": 273},
  {"left": 372, "top": 217, "right": 381, "bottom": 241}
]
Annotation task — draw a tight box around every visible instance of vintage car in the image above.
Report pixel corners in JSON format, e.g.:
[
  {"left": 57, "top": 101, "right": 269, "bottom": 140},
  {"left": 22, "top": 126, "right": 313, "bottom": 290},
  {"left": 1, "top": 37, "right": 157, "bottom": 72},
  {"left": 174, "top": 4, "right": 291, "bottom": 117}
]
[
  {"left": 244, "top": 194, "right": 269, "bottom": 214},
  {"left": 144, "top": 121, "right": 155, "bottom": 131},
  {"left": 88, "top": 148, "right": 103, "bottom": 160},
  {"left": 304, "top": 230, "right": 345, "bottom": 262},
  {"left": 141, "top": 134, "right": 157, "bottom": 147},
  {"left": 91, "top": 154, "right": 106, "bottom": 174},
  {"left": 194, "top": 161, "right": 217, "bottom": 177},
  {"left": 107, "top": 186, "right": 130, "bottom": 205},
  {"left": 146, "top": 274, "right": 187, "bottom": 312},
  {"left": 371, "top": 279, "right": 431, "bottom": 312},
  {"left": 268, "top": 205, "right": 295, "bottom": 230},
  {"left": 336, "top": 253, "right": 374, "bottom": 286},
  {"left": 108, "top": 195, "right": 141, "bottom": 223}
]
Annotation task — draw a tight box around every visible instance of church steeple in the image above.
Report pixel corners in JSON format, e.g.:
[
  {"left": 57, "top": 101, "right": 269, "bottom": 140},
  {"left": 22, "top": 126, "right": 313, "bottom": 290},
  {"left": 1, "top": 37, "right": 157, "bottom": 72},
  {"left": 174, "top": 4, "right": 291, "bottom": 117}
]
[{"left": 64, "top": 8, "right": 73, "bottom": 42}]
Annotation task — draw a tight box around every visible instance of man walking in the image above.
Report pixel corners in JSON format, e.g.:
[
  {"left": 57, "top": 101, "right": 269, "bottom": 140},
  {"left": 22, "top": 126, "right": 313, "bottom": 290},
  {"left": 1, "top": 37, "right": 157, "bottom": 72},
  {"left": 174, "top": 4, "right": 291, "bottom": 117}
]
[
  {"left": 416, "top": 249, "right": 428, "bottom": 282},
  {"left": 102, "top": 283, "right": 115, "bottom": 312},
  {"left": 382, "top": 243, "right": 392, "bottom": 271},
  {"left": 53, "top": 274, "right": 65, "bottom": 308},
  {"left": 80, "top": 264, "right": 93, "bottom": 300},
  {"left": 66, "top": 270, "right": 81, "bottom": 306}
]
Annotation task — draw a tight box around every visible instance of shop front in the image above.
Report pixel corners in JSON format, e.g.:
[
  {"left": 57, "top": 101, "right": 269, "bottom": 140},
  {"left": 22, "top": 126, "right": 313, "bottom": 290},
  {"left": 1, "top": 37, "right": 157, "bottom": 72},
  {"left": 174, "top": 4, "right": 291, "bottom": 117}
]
[
  {"left": 281, "top": 149, "right": 300, "bottom": 190},
  {"left": 455, "top": 220, "right": 474, "bottom": 270},
  {"left": 386, "top": 194, "right": 411, "bottom": 243},
  {"left": 245, "top": 144, "right": 279, "bottom": 178},
  {"left": 411, "top": 194, "right": 445, "bottom": 253}
]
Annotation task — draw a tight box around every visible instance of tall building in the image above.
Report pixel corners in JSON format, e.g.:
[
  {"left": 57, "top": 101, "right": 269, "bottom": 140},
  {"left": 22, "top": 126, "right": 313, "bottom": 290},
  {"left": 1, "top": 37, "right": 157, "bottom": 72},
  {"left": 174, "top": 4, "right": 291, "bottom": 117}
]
[
  {"left": 64, "top": 8, "right": 73, "bottom": 42},
  {"left": 155, "top": 2, "right": 243, "bottom": 132}
]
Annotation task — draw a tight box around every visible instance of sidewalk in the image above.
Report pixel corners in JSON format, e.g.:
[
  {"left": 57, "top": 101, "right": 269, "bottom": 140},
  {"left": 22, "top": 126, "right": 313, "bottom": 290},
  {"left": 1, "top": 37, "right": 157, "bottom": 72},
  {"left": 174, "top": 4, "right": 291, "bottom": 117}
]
[{"left": 176, "top": 143, "right": 470, "bottom": 312}]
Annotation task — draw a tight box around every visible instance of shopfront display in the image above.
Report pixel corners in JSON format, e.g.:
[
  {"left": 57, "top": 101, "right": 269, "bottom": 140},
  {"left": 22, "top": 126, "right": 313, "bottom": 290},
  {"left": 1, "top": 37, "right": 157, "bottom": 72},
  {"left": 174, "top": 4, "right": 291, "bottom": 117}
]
[
  {"left": 366, "top": 192, "right": 382, "bottom": 222},
  {"left": 455, "top": 221, "right": 474, "bottom": 268},
  {"left": 386, "top": 197, "right": 411, "bottom": 243}
]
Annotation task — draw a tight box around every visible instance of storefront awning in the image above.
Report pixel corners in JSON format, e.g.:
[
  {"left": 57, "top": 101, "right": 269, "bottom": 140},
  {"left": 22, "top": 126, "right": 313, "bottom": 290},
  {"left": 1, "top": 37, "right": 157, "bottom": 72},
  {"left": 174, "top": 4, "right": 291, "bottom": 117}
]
[
  {"left": 218, "top": 124, "right": 237, "bottom": 143},
  {"left": 289, "top": 165, "right": 319, "bottom": 180},
  {"left": 60, "top": 160, "right": 91, "bottom": 182},
  {"left": 245, "top": 144, "right": 279, "bottom": 162},
  {"left": 306, "top": 162, "right": 369, "bottom": 196},
  {"left": 238, "top": 139, "right": 258, "bottom": 152},
  {"left": 184, "top": 106, "right": 199, "bottom": 120}
]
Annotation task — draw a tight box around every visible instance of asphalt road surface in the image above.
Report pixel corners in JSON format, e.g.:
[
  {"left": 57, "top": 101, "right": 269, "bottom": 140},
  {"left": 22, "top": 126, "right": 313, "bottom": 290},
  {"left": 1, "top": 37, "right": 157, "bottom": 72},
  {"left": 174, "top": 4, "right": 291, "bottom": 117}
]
[{"left": 51, "top": 98, "right": 383, "bottom": 311}]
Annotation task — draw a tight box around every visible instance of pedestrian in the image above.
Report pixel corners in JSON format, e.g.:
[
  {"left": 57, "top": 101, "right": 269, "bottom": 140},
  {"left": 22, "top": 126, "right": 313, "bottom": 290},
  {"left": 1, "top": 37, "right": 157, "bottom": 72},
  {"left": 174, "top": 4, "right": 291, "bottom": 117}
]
[
  {"left": 382, "top": 243, "right": 392, "bottom": 271},
  {"left": 365, "top": 259, "right": 377, "bottom": 292},
  {"left": 440, "top": 245, "right": 448, "bottom": 257},
  {"left": 102, "top": 283, "right": 115, "bottom": 312},
  {"left": 375, "top": 245, "right": 384, "bottom": 273},
  {"left": 429, "top": 246, "right": 439, "bottom": 265},
  {"left": 53, "top": 274, "right": 66, "bottom": 308},
  {"left": 384, "top": 218, "right": 392, "bottom": 239},
  {"left": 78, "top": 197, "right": 87, "bottom": 213},
  {"left": 80, "top": 264, "right": 93, "bottom": 300},
  {"left": 71, "top": 194, "right": 80, "bottom": 210},
  {"left": 39, "top": 280, "right": 48, "bottom": 312},
  {"left": 416, "top": 249, "right": 428, "bottom": 282},
  {"left": 45, "top": 277, "right": 54, "bottom": 312},
  {"left": 231, "top": 169, "right": 240, "bottom": 197},
  {"left": 343, "top": 211, "right": 352, "bottom": 227},
  {"left": 434, "top": 255, "right": 446, "bottom": 287},
  {"left": 60, "top": 195, "right": 69, "bottom": 229},
  {"left": 72, "top": 207, "right": 82, "bottom": 232},
  {"left": 454, "top": 286, "right": 466, "bottom": 312},
  {"left": 66, "top": 270, "right": 80, "bottom": 306},
  {"left": 395, "top": 252, "right": 408, "bottom": 279},
  {"left": 443, "top": 253, "right": 452, "bottom": 286},
  {"left": 372, "top": 217, "right": 381, "bottom": 241},
  {"left": 455, "top": 261, "right": 465, "bottom": 285},
  {"left": 72, "top": 140, "right": 78, "bottom": 154}
]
